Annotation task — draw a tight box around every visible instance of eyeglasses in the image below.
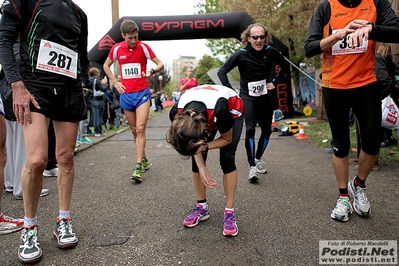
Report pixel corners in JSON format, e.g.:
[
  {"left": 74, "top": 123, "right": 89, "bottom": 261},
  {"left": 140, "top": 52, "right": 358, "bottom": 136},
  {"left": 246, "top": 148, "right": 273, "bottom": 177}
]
[{"left": 251, "top": 35, "right": 266, "bottom": 40}]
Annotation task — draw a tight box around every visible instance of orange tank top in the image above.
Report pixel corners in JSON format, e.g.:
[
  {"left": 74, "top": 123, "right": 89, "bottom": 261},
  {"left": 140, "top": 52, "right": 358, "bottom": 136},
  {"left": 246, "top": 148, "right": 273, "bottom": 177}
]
[{"left": 322, "top": 0, "right": 377, "bottom": 89}]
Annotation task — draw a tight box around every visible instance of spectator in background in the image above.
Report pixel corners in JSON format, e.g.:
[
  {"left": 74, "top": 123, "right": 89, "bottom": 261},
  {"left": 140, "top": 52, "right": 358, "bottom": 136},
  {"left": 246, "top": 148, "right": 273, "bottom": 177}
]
[
  {"left": 376, "top": 43, "right": 398, "bottom": 147},
  {"left": 88, "top": 67, "right": 108, "bottom": 137},
  {"left": 180, "top": 68, "right": 198, "bottom": 94},
  {"left": 0, "top": 87, "right": 24, "bottom": 235},
  {"left": 172, "top": 87, "right": 181, "bottom": 103},
  {"left": 77, "top": 81, "right": 94, "bottom": 144},
  {"left": 43, "top": 121, "right": 59, "bottom": 177},
  {"left": 112, "top": 74, "right": 123, "bottom": 128},
  {"left": 155, "top": 91, "right": 164, "bottom": 113}
]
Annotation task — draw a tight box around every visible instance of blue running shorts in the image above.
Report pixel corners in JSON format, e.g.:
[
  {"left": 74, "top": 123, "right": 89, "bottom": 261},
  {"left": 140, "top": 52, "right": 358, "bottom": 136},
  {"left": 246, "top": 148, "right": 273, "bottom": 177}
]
[{"left": 120, "top": 89, "right": 151, "bottom": 112}]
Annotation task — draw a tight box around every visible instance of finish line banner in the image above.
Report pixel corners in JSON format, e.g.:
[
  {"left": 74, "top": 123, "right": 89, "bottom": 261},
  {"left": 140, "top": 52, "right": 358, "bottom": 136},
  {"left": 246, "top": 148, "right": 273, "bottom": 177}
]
[{"left": 319, "top": 240, "right": 397, "bottom": 264}]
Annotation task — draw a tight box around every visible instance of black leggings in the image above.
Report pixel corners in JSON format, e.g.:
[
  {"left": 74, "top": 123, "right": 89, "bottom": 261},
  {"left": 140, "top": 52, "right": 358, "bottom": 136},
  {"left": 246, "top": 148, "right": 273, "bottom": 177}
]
[
  {"left": 323, "top": 83, "right": 381, "bottom": 158},
  {"left": 241, "top": 94, "right": 274, "bottom": 166},
  {"left": 192, "top": 115, "right": 244, "bottom": 174}
]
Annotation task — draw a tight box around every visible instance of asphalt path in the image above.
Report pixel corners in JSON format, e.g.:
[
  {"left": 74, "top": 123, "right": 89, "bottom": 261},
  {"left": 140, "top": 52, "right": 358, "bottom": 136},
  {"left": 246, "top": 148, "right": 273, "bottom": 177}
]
[{"left": 1, "top": 110, "right": 398, "bottom": 265}]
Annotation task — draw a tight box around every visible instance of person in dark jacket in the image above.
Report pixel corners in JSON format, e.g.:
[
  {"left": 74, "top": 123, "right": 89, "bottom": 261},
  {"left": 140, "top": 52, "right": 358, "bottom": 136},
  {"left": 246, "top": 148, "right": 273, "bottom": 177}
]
[
  {"left": 376, "top": 43, "right": 398, "bottom": 147},
  {"left": 217, "top": 22, "right": 288, "bottom": 183},
  {"left": 88, "top": 67, "right": 108, "bottom": 137}
]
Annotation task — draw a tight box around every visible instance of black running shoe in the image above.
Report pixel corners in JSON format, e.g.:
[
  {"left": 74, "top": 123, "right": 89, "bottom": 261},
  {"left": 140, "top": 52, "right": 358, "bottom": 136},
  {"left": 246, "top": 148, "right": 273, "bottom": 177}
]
[{"left": 54, "top": 218, "right": 78, "bottom": 249}]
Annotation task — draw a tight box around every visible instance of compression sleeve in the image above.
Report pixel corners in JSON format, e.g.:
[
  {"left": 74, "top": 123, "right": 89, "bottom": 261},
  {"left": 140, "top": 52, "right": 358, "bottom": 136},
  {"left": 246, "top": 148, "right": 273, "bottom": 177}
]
[
  {"left": 304, "top": 0, "right": 330, "bottom": 58},
  {"left": 0, "top": 11, "right": 22, "bottom": 84},
  {"left": 370, "top": 0, "right": 399, "bottom": 43},
  {"left": 217, "top": 52, "right": 239, "bottom": 89}
]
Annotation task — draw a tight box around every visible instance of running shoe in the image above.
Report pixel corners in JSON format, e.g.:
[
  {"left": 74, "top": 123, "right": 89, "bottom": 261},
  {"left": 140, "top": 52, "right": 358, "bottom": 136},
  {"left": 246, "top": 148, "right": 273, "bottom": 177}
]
[
  {"left": 0, "top": 213, "right": 23, "bottom": 235},
  {"left": 53, "top": 217, "right": 78, "bottom": 249},
  {"left": 183, "top": 204, "right": 210, "bottom": 228},
  {"left": 248, "top": 166, "right": 259, "bottom": 183},
  {"left": 223, "top": 211, "right": 238, "bottom": 237},
  {"left": 331, "top": 196, "right": 353, "bottom": 222},
  {"left": 142, "top": 158, "right": 152, "bottom": 172},
  {"left": 15, "top": 189, "right": 50, "bottom": 200},
  {"left": 77, "top": 137, "right": 94, "bottom": 144},
  {"left": 255, "top": 159, "right": 267, "bottom": 174},
  {"left": 43, "top": 167, "right": 58, "bottom": 177},
  {"left": 18, "top": 225, "right": 42, "bottom": 263},
  {"left": 84, "top": 136, "right": 94, "bottom": 144},
  {"left": 348, "top": 177, "right": 371, "bottom": 217},
  {"left": 131, "top": 164, "right": 143, "bottom": 183}
]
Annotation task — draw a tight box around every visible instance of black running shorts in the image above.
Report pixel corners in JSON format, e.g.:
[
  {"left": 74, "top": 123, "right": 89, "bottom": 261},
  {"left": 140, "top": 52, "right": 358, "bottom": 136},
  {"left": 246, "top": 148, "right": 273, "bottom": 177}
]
[{"left": 28, "top": 86, "right": 87, "bottom": 122}]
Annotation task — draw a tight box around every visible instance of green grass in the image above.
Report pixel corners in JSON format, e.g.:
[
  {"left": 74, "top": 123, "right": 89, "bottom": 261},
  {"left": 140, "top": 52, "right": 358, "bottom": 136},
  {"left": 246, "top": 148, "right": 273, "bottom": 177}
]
[{"left": 306, "top": 121, "right": 399, "bottom": 164}]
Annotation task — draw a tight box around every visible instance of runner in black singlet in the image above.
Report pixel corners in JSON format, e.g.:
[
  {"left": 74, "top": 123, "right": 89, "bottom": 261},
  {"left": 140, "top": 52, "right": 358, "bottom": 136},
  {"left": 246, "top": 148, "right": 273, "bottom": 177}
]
[{"left": 0, "top": 0, "right": 89, "bottom": 263}]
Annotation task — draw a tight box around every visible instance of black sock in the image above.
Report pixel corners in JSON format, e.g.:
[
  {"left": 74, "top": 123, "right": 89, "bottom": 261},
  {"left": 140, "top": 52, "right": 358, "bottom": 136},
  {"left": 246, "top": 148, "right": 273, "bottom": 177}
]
[
  {"left": 339, "top": 188, "right": 349, "bottom": 197},
  {"left": 197, "top": 199, "right": 207, "bottom": 204},
  {"left": 354, "top": 176, "right": 366, "bottom": 187}
]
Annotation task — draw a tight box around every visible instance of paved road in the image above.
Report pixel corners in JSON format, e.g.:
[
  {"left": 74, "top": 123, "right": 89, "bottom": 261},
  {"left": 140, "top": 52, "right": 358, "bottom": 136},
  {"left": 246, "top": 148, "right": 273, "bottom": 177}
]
[{"left": 1, "top": 110, "right": 398, "bottom": 265}]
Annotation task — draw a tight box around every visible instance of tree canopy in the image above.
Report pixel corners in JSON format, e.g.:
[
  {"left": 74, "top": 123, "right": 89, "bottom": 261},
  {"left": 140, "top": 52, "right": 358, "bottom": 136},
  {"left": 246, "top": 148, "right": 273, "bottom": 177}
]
[{"left": 196, "top": 0, "right": 322, "bottom": 73}]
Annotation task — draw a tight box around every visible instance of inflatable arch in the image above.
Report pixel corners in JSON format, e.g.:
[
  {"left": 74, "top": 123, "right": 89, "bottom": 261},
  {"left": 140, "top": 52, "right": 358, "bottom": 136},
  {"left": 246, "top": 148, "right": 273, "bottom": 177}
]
[{"left": 89, "top": 11, "right": 294, "bottom": 117}]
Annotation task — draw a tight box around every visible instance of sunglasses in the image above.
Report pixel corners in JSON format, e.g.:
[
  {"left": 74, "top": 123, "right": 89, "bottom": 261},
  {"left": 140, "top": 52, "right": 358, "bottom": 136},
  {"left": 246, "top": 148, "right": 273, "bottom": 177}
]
[{"left": 251, "top": 35, "right": 266, "bottom": 40}]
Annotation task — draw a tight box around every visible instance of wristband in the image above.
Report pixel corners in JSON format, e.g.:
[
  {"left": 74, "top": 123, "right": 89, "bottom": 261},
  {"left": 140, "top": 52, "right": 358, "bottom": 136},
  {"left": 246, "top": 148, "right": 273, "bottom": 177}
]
[
  {"left": 151, "top": 68, "right": 156, "bottom": 75},
  {"left": 366, "top": 21, "right": 375, "bottom": 32},
  {"left": 204, "top": 143, "right": 209, "bottom": 152}
]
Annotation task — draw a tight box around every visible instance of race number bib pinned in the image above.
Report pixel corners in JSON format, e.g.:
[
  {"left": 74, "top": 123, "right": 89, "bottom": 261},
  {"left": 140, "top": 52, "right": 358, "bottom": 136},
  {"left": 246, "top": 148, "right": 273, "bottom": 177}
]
[
  {"left": 36, "top": 39, "right": 78, "bottom": 78},
  {"left": 332, "top": 30, "right": 368, "bottom": 55},
  {"left": 122, "top": 63, "right": 141, "bottom": 79},
  {"left": 248, "top": 79, "right": 267, "bottom": 97}
]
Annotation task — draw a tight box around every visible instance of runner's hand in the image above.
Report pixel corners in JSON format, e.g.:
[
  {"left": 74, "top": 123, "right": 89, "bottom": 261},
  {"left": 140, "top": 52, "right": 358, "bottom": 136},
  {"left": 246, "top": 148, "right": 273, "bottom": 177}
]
[
  {"left": 11, "top": 80, "right": 40, "bottom": 125},
  {"left": 198, "top": 166, "right": 217, "bottom": 188},
  {"left": 345, "top": 20, "right": 371, "bottom": 48}
]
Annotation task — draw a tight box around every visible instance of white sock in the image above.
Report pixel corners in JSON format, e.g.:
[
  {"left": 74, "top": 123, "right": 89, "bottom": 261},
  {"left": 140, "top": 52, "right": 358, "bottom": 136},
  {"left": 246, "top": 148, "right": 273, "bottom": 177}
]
[
  {"left": 24, "top": 216, "right": 38, "bottom": 227},
  {"left": 197, "top": 203, "right": 208, "bottom": 210},
  {"left": 59, "top": 210, "right": 70, "bottom": 220},
  {"left": 225, "top": 208, "right": 234, "bottom": 213}
]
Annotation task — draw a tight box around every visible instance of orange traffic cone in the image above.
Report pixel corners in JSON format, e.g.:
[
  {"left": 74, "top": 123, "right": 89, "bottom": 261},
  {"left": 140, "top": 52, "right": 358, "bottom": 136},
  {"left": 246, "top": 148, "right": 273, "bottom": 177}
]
[
  {"left": 271, "top": 116, "right": 277, "bottom": 127},
  {"left": 311, "top": 98, "right": 315, "bottom": 105},
  {"left": 296, "top": 124, "right": 308, "bottom": 140}
]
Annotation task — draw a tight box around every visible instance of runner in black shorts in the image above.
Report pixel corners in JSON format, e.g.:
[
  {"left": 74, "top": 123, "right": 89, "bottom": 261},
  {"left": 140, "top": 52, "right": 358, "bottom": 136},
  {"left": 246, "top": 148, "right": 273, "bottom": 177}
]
[
  {"left": 167, "top": 84, "right": 244, "bottom": 237},
  {"left": 0, "top": 0, "right": 89, "bottom": 263},
  {"left": 218, "top": 22, "right": 288, "bottom": 183},
  {"left": 305, "top": 0, "right": 399, "bottom": 222}
]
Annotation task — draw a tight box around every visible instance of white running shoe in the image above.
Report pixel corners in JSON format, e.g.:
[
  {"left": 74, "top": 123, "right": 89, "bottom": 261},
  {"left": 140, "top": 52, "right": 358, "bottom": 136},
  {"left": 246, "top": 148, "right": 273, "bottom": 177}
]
[
  {"left": 43, "top": 167, "right": 58, "bottom": 177},
  {"left": 18, "top": 225, "right": 42, "bottom": 263},
  {"left": 15, "top": 189, "right": 50, "bottom": 200},
  {"left": 248, "top": 166, "right": 259, "bottom": 183},
  {"left": 331, "top": 196, "right": 353, "bottom": 222},
  {"left": 0, "top": 214, "right": 23, "bottom": 235},
  {"left": 255, "top": 159, "right": 267, "bottom": 174},
  {"left": 348, "top": 177, "right": 370, "bottom": 217}
]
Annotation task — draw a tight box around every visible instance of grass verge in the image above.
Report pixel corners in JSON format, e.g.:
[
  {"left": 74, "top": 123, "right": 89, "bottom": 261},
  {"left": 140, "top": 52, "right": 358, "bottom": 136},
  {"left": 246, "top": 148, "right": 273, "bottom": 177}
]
[{"left": 305, "top": 120, "right": 399, "bottom": 164}]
